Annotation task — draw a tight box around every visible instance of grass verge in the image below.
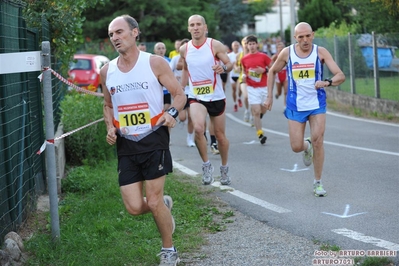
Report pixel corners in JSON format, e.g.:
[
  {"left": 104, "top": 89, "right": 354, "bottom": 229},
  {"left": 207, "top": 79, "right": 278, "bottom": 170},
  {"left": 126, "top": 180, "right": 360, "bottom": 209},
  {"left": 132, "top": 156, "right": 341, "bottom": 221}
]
[{"left": 22, "top": 159, "right": 235, "bottom": 266}]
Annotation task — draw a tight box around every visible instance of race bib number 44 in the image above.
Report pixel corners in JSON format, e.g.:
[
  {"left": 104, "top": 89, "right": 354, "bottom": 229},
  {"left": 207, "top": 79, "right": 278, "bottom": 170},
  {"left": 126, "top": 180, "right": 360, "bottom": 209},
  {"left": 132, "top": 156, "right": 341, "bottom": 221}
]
[
  {"left": 192, "top": 80, "right": 214, "bottom": 96},
  {"left": 118, "top": 103, "right": 151, "bottom": 135},
  {"left": 292, "top": 63, "right": 315, "bottom": 80}
]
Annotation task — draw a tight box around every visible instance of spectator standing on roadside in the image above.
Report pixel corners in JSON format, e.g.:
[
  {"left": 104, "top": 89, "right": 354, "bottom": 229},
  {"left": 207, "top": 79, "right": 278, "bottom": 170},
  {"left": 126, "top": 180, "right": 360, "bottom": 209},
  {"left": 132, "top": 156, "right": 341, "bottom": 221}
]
[
  {"left": 264, "top": 22, "right": 345, "bottom": 197},
  {"left": 101, "top": 15, "right": 186, "bottom": 265},
  {"left": 180, "top": 14, "right": 233, "bottom": 186}
]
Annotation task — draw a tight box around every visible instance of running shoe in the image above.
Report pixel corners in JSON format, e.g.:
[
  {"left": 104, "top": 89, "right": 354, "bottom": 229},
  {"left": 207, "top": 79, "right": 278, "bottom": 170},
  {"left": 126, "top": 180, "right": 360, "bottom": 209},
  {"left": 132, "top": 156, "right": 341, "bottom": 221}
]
[
  {"left": 313, "top": 182, "right": 327, "bottom": 197},
  {"left": 158, "top": 249, "right": 180, "bottom": 266},
  {"left": 220, "top": 166, "right": 231, "bottom": 185},
  {"left": 238, "top": 98, "right": 243, "bottom": 107},
  {"left": 186, "top": 135, "right": 195, "bottom": 147},
  {"left": 163, "top": 195, "right": 175, "bottom": 234},
  {"left": 243, "top": 110, "right": 250, "bottom": 122},
  {"left": 210, "top": 143, "right": 220, "bottom": 155},
  {"left": 302, "top": 137, "right": 313, "bottom": 166},
  {"left": 202, "top": 163, "right": 214, "bottom": 185},
  {"left": 234, "top": 104, "right": 238, "bottom": 112},
  {"left": 259, "top": 134, "right": 267, "bottom": 145}
]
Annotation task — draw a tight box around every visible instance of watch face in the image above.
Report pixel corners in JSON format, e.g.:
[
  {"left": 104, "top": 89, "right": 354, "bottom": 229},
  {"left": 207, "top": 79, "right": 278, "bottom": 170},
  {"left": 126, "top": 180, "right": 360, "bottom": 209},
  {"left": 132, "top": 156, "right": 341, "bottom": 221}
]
[{"left": 168, "top": 108, "right": 177, "bottom": 118}]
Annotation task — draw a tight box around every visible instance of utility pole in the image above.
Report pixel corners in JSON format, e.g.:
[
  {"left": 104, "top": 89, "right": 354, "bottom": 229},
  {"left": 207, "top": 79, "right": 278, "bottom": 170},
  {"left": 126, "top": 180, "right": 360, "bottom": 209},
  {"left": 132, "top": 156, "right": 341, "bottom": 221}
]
[
  {"left": 290, "top": 0, "right": 296, "bottom": 44},
  {"left": 279, "top": 0, "right": 284, "bottom": 41}
]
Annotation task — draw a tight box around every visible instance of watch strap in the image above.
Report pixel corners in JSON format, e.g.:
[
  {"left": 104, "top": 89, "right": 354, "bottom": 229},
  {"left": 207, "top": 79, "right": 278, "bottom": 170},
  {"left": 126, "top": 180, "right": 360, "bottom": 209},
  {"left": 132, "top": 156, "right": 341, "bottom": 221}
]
[{"left": 324, "top": 78, "right": 332, "bottom": 86}]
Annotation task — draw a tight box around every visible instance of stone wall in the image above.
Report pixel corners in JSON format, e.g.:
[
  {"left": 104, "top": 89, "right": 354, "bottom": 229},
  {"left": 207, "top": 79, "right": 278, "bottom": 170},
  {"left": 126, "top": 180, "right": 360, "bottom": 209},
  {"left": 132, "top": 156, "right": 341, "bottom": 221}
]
[{"left": 325, "top": 88, "right": 399, "bottom": 118}]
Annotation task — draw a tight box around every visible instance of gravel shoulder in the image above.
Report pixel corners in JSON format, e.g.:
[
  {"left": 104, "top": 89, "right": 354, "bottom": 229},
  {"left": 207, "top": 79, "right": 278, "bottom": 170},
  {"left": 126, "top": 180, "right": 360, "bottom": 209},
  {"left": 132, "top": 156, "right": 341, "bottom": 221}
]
[{"left": 181, "top": 194, "right": 320, "bottom": 266}]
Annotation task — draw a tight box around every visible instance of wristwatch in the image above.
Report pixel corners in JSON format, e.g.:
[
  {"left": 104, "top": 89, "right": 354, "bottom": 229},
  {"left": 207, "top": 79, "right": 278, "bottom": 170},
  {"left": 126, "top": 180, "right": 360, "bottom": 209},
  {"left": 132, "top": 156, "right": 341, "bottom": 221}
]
[
  {"left": 324, "top": 78, "right": 332, "bottom": 87},
  {"left": 222, "top": 65, "right": 227, "bottom": 73},
  {"left": 166, "top": 107, "right": 179, "bottom": 119}
]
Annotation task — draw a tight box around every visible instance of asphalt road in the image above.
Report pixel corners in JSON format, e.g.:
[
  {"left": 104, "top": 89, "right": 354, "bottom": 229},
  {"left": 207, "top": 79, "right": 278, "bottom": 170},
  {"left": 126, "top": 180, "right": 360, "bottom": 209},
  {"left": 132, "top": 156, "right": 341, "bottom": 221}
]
[{"left": 169, "top": 81, "right": 399, "bottom": 254}]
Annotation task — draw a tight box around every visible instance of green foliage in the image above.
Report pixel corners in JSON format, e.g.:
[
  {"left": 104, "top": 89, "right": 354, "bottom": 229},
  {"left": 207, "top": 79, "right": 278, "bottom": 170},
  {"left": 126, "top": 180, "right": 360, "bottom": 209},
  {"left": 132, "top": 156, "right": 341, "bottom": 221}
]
[
  {"left": 60, "top": 91, "right": 115, "bottom": 165},
  {"left": 25, "top": 162, "right": 236, "bottom": 265},
  {"left": 62, "top": 165, "right": 96, "bottom": 194},
  {"left": 82, "top": 0, "right": 217, "bottom": 42},
  {"left": 216, "top": 0, "right": 250, "bottom": 36},
  {"left": 315, "top": 21, "right": 360, "bottom": 38},
  {"left": 246, "top": 0, "right": 274, "bottom": 23},
  {"left": 23, "top": 0, "right": 105, "bottom": 73},
  {"left": 354, "top": 256, "right": 394, "bottom": 266},
  {"left": 297, "top": 0, "right": 342, "bottom": 32},
  {"left": 341, "top": 0, "right": 399, "bottom": 33}
]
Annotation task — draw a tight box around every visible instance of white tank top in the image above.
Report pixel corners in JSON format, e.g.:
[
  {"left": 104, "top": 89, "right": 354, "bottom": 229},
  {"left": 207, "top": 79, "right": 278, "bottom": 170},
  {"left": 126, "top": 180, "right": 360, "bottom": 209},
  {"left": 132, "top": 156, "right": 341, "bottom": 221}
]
[
  {"left": 185, "top": 38, "right": 225, "bottom": 102},
  {"left": 287, "top": 44, "right": 325, "bottom": 111},
  {"left": 106, "top": 52, "right": 164, "bottom": 139}
]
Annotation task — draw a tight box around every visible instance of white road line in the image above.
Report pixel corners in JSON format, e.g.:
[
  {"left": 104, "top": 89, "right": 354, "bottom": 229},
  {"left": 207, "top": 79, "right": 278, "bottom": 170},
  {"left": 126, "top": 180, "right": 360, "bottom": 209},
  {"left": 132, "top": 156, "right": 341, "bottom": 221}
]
[
  {"left": 228, "top": 190, "right": 291, "bottom": 213},
  {"left": 327, "top": 111, "right": 399, "bottom": 127},
  {"left": 226, "top": 113, "right": 399, "bottom": 157},
  {"left": 332, "top": 228, "right": 399, "bottom": 251},
  {"left": 174, "top": 162, "right": 399, "bottom": 248},
  {"left": 173, "top": 161, "right": 199, "bottom": 176},
  {"left": 173, "top": 161, "right": 292, "bottom": 214},
  {"left": 323, "top": 140, "right": 399, "bottom": 156}
]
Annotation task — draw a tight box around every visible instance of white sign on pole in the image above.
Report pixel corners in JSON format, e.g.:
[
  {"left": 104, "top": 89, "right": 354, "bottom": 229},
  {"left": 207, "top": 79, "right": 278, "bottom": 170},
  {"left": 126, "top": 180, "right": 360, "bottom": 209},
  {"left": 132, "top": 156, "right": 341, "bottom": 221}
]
[{"left": 0, "top": 51, "right": 42, "bottom": 74}]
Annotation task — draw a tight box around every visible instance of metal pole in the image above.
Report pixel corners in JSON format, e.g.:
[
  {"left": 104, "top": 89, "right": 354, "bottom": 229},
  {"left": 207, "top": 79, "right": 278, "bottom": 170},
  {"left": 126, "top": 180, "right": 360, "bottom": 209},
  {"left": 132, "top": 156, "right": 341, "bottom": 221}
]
[
  {"left": 279, "top": 0, "right": 284, "bottom": 41},
  {"left": 17, "top": 100, "right": 27, "bottom": 224},
  {"left": 41, "top": 41, "right": 60, "bottom": 242},
  {"left": 333, "top": 35, "right": 340, "bottom": 90},
  {"left": 290, "top": 0, "right": 296, "bottom": 45},
  {"left": 348, "top": 33, "right": 356, "bottom": 94},
  {"left": 372, "top": 32, "right": 380, "bottom": 98}
]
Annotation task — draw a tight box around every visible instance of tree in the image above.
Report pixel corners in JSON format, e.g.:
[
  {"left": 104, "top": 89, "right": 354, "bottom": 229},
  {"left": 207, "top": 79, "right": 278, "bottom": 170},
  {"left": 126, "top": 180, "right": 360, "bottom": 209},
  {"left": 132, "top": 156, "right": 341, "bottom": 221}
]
[
  {"left": 297, "top": 0, "right": 352, "bottom": 25},
  {"left": 23, "top": 0, "right": 105, "bottom": 71},
  {"left": 297, "top": 0, "right": 342, "bottom": 31},
  {"left": 341, "top": 0, "right": 399, "bottom": 33},
  {"left": 82, "top": 0, "right": 275, "bottom": 44},
  {"left": 82, "top": 0, "right": 217, "bottom": 42},
  {"left": 371, "top": 0, "right": 399, "bottom": 17},
  {"left": 246, "top": 0, "right": 274, "bottom": 24},
  {"left": 216, "top": 0, "right": 250, "bottom": 36}
]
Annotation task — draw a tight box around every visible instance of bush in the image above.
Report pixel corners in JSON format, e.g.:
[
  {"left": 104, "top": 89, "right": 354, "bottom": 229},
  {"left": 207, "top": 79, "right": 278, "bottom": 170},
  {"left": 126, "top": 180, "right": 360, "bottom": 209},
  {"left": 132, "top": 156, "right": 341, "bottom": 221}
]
[{"left": 60, "top": 91, "right": 116, "bottom": 165}]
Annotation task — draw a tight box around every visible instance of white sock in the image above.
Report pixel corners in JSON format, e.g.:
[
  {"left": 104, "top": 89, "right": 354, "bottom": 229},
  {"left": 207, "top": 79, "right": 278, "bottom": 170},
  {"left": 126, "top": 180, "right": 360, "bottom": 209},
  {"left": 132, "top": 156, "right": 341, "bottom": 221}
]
[
  {"left": 314, "top": 179, "right": 321, "bottom": 184},
  {"left": 162, "top": 246, "right": 175, "bottom": 251}
]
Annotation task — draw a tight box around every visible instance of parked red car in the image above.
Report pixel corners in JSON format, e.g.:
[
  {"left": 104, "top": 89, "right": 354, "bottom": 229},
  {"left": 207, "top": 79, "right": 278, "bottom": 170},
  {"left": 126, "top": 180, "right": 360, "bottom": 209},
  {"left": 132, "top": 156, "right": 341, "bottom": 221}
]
[{"left": 68, "top": 54, "right": 110, "bottom": 92}]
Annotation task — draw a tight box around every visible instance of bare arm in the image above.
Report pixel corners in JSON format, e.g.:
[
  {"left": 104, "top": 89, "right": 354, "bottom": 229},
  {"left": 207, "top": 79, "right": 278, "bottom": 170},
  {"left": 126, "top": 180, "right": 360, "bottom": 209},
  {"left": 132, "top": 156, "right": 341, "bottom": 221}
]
[
  {"left": 264, "top": 47, "right": 289, "bottom": 110},
  {"left": 179, "top": 44, "right": 189, "bottom": 90},
  {"left": 317, "top": 47, "right": 345, "bottom": 88},
  {"left": 176, "top": 56, "right": 184, "bottom": 71},
  {"left": 100, "top": 63, "right": 117, "bottom": 145},
  {"left": 150, "top": 55, "right": 186, "bottom": 127},
  {"left": 213, "top": 40, "right": 233, "bottom": 73}
]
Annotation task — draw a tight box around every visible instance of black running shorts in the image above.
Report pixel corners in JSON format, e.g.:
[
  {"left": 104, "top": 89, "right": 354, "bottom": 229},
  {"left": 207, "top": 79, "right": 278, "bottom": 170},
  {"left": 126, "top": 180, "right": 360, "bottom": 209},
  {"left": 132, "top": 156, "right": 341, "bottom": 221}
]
[
  {"left": 117, "top": 150, "right": 173, "bottom": 186},
  {"left": 188, "top": 98, "right": 226, "bottom": 117}
]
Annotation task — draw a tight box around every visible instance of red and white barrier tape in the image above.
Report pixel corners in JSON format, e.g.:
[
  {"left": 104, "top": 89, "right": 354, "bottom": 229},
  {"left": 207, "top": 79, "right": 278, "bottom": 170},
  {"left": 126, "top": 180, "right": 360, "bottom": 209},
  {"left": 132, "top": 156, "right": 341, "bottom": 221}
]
[
  {"left": 38, "top": 67, "right": 104, "bottom": 97},
  {"left": 37, "top": 118, "right": 104, "bottom": 155}
]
